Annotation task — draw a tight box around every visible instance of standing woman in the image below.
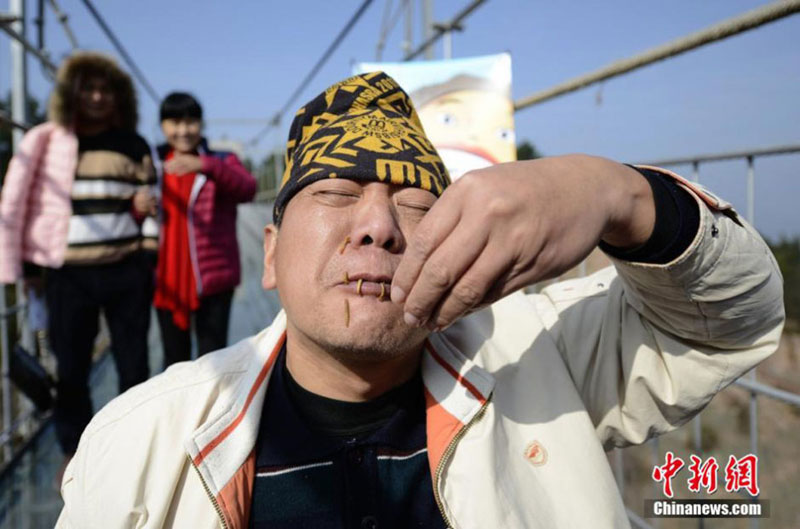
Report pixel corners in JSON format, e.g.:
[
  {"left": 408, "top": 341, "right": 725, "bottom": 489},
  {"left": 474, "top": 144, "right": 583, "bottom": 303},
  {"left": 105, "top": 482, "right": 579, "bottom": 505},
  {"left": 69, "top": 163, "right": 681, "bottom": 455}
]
[
  {"left": 154, "top": 93, "right": 256, "bottom": 368},
  {"left": 0, "top": 52, "right": 158, "bottom": 460}
]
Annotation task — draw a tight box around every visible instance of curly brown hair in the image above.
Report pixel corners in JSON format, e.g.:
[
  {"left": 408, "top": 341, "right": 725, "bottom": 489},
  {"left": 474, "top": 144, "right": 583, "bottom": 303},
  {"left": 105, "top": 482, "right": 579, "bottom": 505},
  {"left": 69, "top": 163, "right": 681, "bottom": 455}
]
[{"left": 48, "top": 51, "right": 138, "bottom": 130}]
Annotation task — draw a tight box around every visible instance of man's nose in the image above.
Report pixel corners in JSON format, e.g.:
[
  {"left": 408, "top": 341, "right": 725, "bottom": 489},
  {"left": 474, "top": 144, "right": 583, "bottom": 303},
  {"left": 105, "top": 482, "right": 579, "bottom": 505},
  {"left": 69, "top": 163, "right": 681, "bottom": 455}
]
[{"left": 350, "top": 196, "right": 404, "bottom": 254}]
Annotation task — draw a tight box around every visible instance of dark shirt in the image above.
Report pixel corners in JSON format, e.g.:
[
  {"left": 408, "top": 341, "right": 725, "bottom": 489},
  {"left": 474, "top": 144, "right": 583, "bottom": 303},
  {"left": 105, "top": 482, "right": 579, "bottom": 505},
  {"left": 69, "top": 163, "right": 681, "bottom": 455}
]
[{"left": 249, "top": 347, "right": 447, "bottom": 529}]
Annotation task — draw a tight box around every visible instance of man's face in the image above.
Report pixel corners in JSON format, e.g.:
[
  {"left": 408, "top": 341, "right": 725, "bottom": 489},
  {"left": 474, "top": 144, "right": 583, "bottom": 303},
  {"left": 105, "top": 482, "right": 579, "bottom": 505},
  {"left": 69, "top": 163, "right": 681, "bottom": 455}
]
[
  {"left": 263, "top": 179, "right": 436, "bottom": 363},
  {"left": 77, "top": 76, "right": 116, "bottom": 125},
  {"left": 161, "top": 117, "right": 203, "bottom": 153}
]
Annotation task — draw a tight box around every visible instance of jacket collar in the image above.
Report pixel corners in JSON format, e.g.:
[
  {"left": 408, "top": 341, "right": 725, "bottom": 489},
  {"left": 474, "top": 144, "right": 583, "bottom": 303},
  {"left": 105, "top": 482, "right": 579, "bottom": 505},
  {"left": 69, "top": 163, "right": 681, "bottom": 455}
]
[{"left": 185, "top": 310, "right": 495, "bottom": 528}]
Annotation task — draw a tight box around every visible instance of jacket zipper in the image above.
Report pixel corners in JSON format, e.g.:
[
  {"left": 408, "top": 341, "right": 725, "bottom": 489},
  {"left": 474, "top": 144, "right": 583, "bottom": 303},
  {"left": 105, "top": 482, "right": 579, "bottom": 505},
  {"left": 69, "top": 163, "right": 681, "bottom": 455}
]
[
  {"left": 188, "top": 455, "right": 229, "bottom": 529},
  {"left": 433, "top": 397, "right": 491, "bottom": 529}
]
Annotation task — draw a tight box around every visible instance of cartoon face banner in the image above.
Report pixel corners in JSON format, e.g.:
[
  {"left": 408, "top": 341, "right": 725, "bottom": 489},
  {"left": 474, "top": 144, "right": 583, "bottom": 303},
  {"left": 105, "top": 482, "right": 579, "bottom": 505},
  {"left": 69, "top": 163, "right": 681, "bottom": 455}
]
[{"left": 356, "top": 53, "right": 515, "bottom": 181}]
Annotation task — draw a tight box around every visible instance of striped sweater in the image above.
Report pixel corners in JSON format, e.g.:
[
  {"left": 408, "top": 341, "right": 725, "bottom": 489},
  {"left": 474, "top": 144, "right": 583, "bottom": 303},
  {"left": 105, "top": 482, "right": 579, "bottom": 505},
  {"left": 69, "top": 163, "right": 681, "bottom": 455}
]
[{"left": 66, "top": 129, "right": 156, "bottom": 264}]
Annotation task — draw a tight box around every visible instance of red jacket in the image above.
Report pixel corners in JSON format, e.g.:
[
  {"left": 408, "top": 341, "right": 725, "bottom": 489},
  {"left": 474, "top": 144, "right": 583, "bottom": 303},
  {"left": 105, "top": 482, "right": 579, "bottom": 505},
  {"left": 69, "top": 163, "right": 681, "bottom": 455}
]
[{"left": 157, "top": 141, "right": 256, "bottom": 297}]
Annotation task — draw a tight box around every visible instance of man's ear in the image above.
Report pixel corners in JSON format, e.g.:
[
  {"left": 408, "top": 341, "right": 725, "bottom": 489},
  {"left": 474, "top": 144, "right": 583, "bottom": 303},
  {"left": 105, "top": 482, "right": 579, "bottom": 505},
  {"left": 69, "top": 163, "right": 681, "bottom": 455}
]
[{"left": 262, "top": 224, "right": 278, "bottom": 290}]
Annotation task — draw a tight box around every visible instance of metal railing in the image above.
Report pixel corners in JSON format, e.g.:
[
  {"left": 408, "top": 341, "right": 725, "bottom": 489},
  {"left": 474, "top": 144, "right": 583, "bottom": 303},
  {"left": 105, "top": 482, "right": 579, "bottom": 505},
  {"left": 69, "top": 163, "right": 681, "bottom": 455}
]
[
  {"left": 614, "top": 144, "right": 800, "bottom": 529},
  {"left": 0, "top": 0, "right": 64, "bottom": 471}
]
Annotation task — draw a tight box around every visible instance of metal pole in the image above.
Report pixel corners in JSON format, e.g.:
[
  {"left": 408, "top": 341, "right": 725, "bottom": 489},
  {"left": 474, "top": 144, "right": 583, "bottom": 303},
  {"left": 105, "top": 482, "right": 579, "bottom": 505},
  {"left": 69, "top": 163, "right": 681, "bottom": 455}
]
[
  {"left": 651, "top": 438, "right": 660, "bottom": 529},
  {"left": 443, "top": 30, "right": 452, "bottom": 59},
  {"left": 5, "top": 0, "right": 29, "bottom": 464},
  {"left": 691, "top": 160, "right": 699, "bottom": 183},
  {"left": 746, "top": 156, "right": 755, "bottom": 228},
  {"left": 0, "top": 286, "right": 10, "bottom": 464},
  {"left": 35, "top": 0, "right": 45, "bottom": 50},
  {"left": 0, "top": 18, "right": 57, "bottom": 72},
  {"left": 404, "top": 0, "right": 485, "bottom": 60},
  {"left": 693, "top": 415, "right": 704, "bottom": 529},
  {"left": 403, "top": 0, "right": 414, "bottom": 56},
  {"left": 641, "top": 144, "right": 800, "bottom": 167},
  {"left": 745, "top": 155, "right": 758, "bottom": 529},
  {"left": 10, "top": 0, "right": 30, "bottom": 150},
  {"left": 422, "top": 0, "right": 434, "bottom": 59}
]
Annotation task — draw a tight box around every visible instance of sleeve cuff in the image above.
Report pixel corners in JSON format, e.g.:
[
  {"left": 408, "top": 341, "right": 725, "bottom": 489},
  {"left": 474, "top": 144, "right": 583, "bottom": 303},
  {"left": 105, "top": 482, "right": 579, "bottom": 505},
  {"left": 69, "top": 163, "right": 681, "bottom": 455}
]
[{"left": 599, "top": 165, "right": 700, "bottom": 265}]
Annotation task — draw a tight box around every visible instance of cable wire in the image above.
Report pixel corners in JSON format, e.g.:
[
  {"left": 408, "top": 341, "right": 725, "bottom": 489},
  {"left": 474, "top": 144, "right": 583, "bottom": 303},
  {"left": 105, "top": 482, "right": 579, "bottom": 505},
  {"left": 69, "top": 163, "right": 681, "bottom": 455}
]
[
  {"left": 514, "top": 0, "right": 800, "bottom": 111},
  {"left": 49, "top": 0, "right": 79, "bottom": 49},
  {"left": 79, "top": 0, "right": 159, "bottom": 105},
  {"left": 376, "top": 0, "right": 409, "bottom": 60},
  {"left": 249, "top": 0, "right": 375, "bottom": 146}
]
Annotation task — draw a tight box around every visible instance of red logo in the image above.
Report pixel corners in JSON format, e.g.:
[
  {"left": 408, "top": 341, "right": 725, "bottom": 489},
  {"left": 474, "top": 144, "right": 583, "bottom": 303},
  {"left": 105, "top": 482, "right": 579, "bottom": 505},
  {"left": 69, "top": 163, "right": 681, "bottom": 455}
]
[
  {"left": 652, "top": 451, "right": 685, "bottom": 498},
  {"left": 687, "top": 455, "right": 719, "bottom": 494},
  {"left": 652, "top": 453, "right": 759, "bottom": 497},
  {"left": 724, "top": 454, "right": 760, "bottom": 497}
]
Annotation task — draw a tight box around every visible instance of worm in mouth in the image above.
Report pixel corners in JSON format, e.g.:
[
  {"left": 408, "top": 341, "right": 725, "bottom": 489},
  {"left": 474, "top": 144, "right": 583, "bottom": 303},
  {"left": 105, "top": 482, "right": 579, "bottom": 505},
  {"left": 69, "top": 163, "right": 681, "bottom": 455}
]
[
  {"left": 343, "top": 271, "right": 349, "bottom": 284},
  {"left": 339, "top": 236, "right": 351, "bottom": 254},
  {"left": 344, "top": 299, "right": 350, "bottom": 327},
  {"left": 378, "top": 282, "right": 386, "bottom": 301},
  {"left": 356, "top": 278, "right": 363, "bottom": 296}
]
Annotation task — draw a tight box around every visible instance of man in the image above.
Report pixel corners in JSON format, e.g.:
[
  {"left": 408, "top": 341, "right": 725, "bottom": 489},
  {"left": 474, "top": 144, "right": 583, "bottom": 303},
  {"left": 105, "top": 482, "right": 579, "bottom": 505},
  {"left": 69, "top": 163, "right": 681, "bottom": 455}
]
[
  {"left": 0, "top": 52, "right": 157, "bottom": 465},
  {"left": 56, "top": 72, "right": 784, "bottom": 528}
]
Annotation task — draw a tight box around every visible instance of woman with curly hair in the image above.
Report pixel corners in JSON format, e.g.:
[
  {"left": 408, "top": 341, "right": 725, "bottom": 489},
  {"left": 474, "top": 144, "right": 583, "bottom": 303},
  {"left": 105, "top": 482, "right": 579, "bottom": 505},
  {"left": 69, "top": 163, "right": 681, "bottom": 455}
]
[{"left": 0, "top": 52, "right": 157, "bottom": 461}]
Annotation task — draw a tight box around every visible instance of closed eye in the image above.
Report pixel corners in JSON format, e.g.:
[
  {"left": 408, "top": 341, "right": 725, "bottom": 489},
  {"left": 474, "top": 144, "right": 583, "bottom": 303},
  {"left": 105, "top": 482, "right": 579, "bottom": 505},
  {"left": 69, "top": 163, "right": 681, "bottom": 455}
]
[
  {"left": 398, "top": 202, "right": 431, "bottom": 213},
  {"left": 316, "top": 190, "right": 358, "bottom": 198},
  {"left": 312, "top": 189, "right": 360, "bottom": 206}
]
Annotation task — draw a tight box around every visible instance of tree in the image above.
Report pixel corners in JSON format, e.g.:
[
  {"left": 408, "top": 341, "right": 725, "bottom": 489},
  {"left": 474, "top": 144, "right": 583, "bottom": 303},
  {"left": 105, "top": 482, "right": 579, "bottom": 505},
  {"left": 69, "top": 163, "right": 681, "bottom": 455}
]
[
  {"left": 516, "top": 140, "right": 542, "bottom": 161},
  {"left": 766, "top": 237, "right": 800, "bottom": 330}
]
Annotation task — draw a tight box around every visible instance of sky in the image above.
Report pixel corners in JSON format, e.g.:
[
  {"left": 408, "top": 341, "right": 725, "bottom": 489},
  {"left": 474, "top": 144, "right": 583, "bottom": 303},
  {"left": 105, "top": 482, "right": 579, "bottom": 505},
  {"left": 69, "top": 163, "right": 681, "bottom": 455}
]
[{"left": 1, "top": 0, "right": 799, "bottom": 239}]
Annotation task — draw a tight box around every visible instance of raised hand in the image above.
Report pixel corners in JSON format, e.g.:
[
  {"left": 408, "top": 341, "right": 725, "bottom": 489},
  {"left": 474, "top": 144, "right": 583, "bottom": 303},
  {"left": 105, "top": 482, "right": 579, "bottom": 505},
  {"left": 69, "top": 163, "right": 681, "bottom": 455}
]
[
  {"left": 164, "top": 154, "right": 204, "bottom": 176},
  {"left": 390, "top": 155, "right": 655, "bottom": 330}
]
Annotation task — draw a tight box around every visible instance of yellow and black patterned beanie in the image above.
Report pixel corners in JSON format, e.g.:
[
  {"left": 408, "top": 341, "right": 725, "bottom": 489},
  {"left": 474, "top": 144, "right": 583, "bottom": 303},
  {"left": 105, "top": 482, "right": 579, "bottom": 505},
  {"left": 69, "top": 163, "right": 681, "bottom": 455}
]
[{"left": 273, "top": 71, "right": 450, "bottom": 223}]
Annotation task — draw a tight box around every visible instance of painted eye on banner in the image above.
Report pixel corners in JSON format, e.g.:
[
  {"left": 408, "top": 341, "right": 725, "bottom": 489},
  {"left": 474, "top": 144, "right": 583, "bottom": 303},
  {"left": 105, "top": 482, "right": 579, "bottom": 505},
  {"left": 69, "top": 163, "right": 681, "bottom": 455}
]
[
  {"left": 437, "top": 112, "right": 457, "bottom": 126},
  {"left": 497, "top": 128, "right": 515, "bottom": 143}
]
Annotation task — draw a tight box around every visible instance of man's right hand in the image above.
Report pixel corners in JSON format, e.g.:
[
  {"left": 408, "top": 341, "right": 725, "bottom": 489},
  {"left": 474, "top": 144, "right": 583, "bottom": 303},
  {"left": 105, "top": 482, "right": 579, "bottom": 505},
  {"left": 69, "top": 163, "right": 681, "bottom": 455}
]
[{"left": 390, "top": 155, "right": 656, "bottom": 330}]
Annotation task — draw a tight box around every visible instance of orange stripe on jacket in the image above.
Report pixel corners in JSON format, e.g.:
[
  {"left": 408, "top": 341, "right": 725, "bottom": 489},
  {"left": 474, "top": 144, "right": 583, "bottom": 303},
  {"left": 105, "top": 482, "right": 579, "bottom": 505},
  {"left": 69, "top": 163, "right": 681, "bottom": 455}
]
[
  {"left": 424, "top": 387, "right": 465, "bottom": 480},
  {"left": 216, "top": 448, "right": 256, "bottom": 529},
  {"left": 193, "top": 333, "right": 286, "bottom": 466},
  {"left": 425, "top": 342, "right": 487, "bottom": 403}
]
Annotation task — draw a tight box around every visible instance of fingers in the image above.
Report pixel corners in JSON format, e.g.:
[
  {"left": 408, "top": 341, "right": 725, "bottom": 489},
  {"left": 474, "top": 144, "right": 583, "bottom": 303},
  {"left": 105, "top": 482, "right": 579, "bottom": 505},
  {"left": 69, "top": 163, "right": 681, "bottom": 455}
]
[
  {"left": 391, "top": 194, "right": 462, "bottom": 306},
  {"left": 164, "top": 160, "right": 185, "bottom": 174},
  {"left": 426, "top": 246, "right": 513, "bottom": 330},
  {"left": 399, "top": 223, "right": 489, "bottom": 327},
  {"left": 164, "top": 156, "right": 193, "bottom": 175}
]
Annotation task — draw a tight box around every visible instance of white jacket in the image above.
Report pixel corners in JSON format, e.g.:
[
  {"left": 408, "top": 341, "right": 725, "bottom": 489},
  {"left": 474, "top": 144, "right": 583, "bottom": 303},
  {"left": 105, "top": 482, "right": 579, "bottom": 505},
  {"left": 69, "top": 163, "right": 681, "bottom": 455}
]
[{"left": 56, "top": 170, "right": 785, "bottom": 529}]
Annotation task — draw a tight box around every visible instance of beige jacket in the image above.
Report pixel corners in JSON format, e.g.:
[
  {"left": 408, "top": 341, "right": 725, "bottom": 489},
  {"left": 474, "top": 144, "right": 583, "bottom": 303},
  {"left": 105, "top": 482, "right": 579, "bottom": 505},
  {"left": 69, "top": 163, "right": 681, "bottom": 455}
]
[{"left": 56, "top": 169, "right": 785, "bottom": 529}]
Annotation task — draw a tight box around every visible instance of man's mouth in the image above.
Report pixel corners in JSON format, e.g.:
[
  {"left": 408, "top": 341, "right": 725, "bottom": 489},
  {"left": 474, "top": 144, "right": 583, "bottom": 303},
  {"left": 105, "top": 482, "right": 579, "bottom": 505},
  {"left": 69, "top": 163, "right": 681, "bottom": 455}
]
[{"left": 340, "top": 273, "right": 392, "bottom": 300}]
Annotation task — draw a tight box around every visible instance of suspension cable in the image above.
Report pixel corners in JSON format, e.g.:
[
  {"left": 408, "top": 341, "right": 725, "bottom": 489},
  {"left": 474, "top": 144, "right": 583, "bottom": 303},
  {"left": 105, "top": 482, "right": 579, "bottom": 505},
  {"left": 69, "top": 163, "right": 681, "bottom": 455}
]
[
  {"left": 376, "top": 0, "right": 408, "bottom": 61},
  {"left": 249, "top": 0, "right": 375, "bottom": 146},
  {"left": 79, "top": 0, "right": 160, "bottom": 105},
  {"left": 515, "top": 0, "right": 800, "bottom": 111}
]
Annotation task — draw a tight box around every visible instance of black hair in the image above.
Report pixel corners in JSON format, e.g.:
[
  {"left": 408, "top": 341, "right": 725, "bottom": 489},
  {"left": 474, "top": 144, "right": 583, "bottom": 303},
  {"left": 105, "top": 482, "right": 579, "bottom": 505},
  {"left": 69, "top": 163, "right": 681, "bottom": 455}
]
[{"left": 159, "top": 92, "right": 203, "bottom": 122}]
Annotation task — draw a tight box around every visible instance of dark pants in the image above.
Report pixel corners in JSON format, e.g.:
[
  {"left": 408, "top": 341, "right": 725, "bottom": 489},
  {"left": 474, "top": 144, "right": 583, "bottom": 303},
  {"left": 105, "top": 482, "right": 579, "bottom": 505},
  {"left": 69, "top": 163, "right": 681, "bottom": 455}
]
[
  {"left": 157, "top": 289, "right": 233, "bottom": 370},
  {"left": 46, "top": 255, "right": 152, "bottom": 455}
]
